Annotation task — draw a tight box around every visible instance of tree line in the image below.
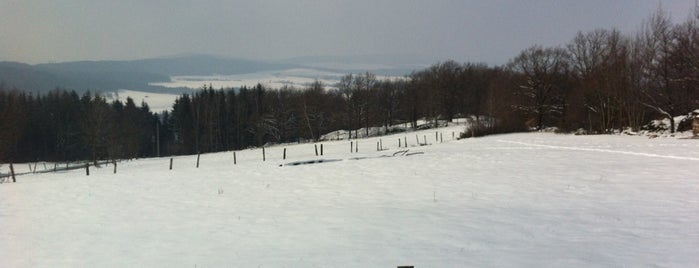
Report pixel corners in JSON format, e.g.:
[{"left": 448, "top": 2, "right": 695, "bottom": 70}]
[{"left": 1, "top": 7, "right": 698, "bottom": 164}]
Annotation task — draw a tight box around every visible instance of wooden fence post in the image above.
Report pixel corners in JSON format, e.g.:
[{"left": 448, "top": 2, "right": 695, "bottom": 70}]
[
  {"left": 263, "top": 147, "right": 266, "bottom": 161},
  {"left": 350, "top": 141, "right": 353, "bottom": 153},
  {"left": 436, "top": 131, "right": 438, "bottom": 142},
  {"left": 169, "top": 158, "right": 173, "bottom": 170},
  {"left": 233, "top": 152, "right": 237, "bottom": 165},
  {"left": 315, "top": 144, "right": 318, "bottom": 156},
  {"left": 85, "top": 163, "right": 90, "bottom": 176},
  {"left": 10, "top": 163, "right": 16, "bottom": 183},
  {"left": 398, "top": 139, "right": 401, "bottom": 148},
  {"left": 196, "top": 152, "right": 201, "bottom": 168},
  {"left": 440, "top": 132, "right": 443, "bottom": 143},
  {"left": 283, "top": 148, "right": 287, "bottom": 160},
  {"left": 113, "top": 160, "right": 117, "bottom": 174},
  {"left": 320, "top": 144, "right": 324, "bottom": 156},
  {"left": 404, "top": 137, "right": 407, "bottom": 147},
  {"left": 376, "top": 141, "right": 380, "bottom": 151},
  {"left": 355, "top": 142, "right": 358, "bottom": 153},
  {"left": 423, "top": 135, "right": 427, "bottom": 145},
  {"left": 380, "top": 139, "right": 383, "bottom": 150},
  {"left": 415, "top": 135, "right": 419, "bottom": 145}
]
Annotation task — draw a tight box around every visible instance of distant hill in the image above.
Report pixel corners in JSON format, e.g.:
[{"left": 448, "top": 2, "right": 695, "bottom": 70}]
[
  {"left": 37, "top": 54, "right": 299, "bottom": 76},
  {"left": 0, "top": 54, "right": 424, "bottom": 94},
  {"left": 0, "top": 55, "right": 299, "bottom": 94}
]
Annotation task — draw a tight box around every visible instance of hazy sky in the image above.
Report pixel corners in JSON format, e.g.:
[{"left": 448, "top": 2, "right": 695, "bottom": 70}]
[{"left": 1, "top": 0, "right": 696, "bottom": 65}]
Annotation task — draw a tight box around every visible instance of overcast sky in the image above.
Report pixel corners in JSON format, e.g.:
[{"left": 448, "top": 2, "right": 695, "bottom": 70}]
[{"left": 1, "top": 0, "right": 696, "bottom": 65}]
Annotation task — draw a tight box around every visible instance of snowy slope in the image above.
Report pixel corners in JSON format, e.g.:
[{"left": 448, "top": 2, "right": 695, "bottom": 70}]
[{"left": 1, "top": 127, "right": 698, "bottom": 267}]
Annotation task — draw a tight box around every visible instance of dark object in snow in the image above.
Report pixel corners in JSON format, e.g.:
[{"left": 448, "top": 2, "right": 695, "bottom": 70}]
[
  {"left": 10, "top": 163, "right": 16, "bottom": 183},
  {"left": 284, "top": 159, "right": 341, "bottom": 166},
  {"left": 392, "top": 150, "right": 409, "bottom": 156}
]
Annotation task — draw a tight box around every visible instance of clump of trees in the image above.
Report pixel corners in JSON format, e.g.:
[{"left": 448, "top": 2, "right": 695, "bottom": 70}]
[
  {"left": 0, "top": 89, "right": 159, "bottom": 164},
  {"left": 1, "top": 7, "right": 698, "bottom": 164},
  {"left": 507, "top": 7, "right": 699, "bottom": 134}
]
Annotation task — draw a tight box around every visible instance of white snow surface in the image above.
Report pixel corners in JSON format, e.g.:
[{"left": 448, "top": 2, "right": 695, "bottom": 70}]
[
  {"left": 105, "top": 89, "right": 180, "bottom": 113},
  {"left": 149, "top": 68, "right": 402, "bottom": 90},
  {"left": 2, "top": 128, "right": 699, "bottom": 267}
]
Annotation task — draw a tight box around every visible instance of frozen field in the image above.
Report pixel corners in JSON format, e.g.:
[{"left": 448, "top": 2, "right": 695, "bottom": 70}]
[
  {"left": 105, "top": 89, "right": 179, "bottom": 113},
  {"left": 1, "top": 127, "right": 698, "bottom": 267},
  {"left": 149, "top": 68, "right": 402, "bottom": 90}
]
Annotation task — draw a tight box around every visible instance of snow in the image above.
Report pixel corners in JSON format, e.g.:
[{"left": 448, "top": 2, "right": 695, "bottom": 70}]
[
  {"left": 105, "top": 89, "right": 180, "bottom": 113},
  {"left": 149, "top": 68, "right": 403, "bottom": 90},
  {"left": 2, "top": 127, "right": 699, "bottom": 267}
]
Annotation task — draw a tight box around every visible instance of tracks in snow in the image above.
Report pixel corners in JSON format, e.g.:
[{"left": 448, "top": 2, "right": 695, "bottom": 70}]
[{"left": 497, "top": 140, "right": 699, "bottom": 161}]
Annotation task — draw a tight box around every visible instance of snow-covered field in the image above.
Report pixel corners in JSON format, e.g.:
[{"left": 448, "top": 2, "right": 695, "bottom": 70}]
[
  {"left": 105, "top": 89, "right": 179, "bottom": 113},
  {"left": 2, "top": 126, "right": 698, "bottom": 267},
  {"left": 149, "top": 68, "right": 403, "bottom": 90}
]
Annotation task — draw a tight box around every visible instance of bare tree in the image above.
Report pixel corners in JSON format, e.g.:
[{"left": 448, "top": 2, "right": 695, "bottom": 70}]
[
  {"left": 509, "top": 45, "right": 571, "bottom": 130},
  {"left": 638, "top": 7, "right": 680, "bottom": 132}
]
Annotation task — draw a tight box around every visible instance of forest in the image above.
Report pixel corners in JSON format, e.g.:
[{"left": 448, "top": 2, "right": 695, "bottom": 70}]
[{"left": 1, "top": 8, "right": 698, "bottom": 164}]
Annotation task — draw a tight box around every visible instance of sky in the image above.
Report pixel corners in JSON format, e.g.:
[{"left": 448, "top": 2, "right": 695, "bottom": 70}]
[{"left": 1, "top": 0, "right": 696, "bottom": 65}]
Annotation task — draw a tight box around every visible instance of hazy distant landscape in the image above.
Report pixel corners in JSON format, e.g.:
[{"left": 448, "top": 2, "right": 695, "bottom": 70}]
[{"left": 0, "top": 54, "right": 422, "bottom": 94}]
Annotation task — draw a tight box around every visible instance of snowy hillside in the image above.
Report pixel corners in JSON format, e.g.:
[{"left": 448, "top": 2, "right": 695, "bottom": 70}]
[{"left": 1, "top": 125, "right": 698, "bottom": 267}]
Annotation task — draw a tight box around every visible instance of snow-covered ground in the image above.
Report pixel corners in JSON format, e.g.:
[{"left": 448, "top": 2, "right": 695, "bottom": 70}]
[
  {"left": 149, "top": 68, "right": 403, "bottom": 90},
  {"left": 1, "top": 126, "right": 698, "bottom": 267},
  {"left": 105, "top": 89, "right": 179, "bottom": 113}
]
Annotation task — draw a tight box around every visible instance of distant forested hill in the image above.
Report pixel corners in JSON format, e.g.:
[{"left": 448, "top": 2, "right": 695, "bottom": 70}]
[{"left": 0, "top": 55, "right": 299, "bottom": 94}]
